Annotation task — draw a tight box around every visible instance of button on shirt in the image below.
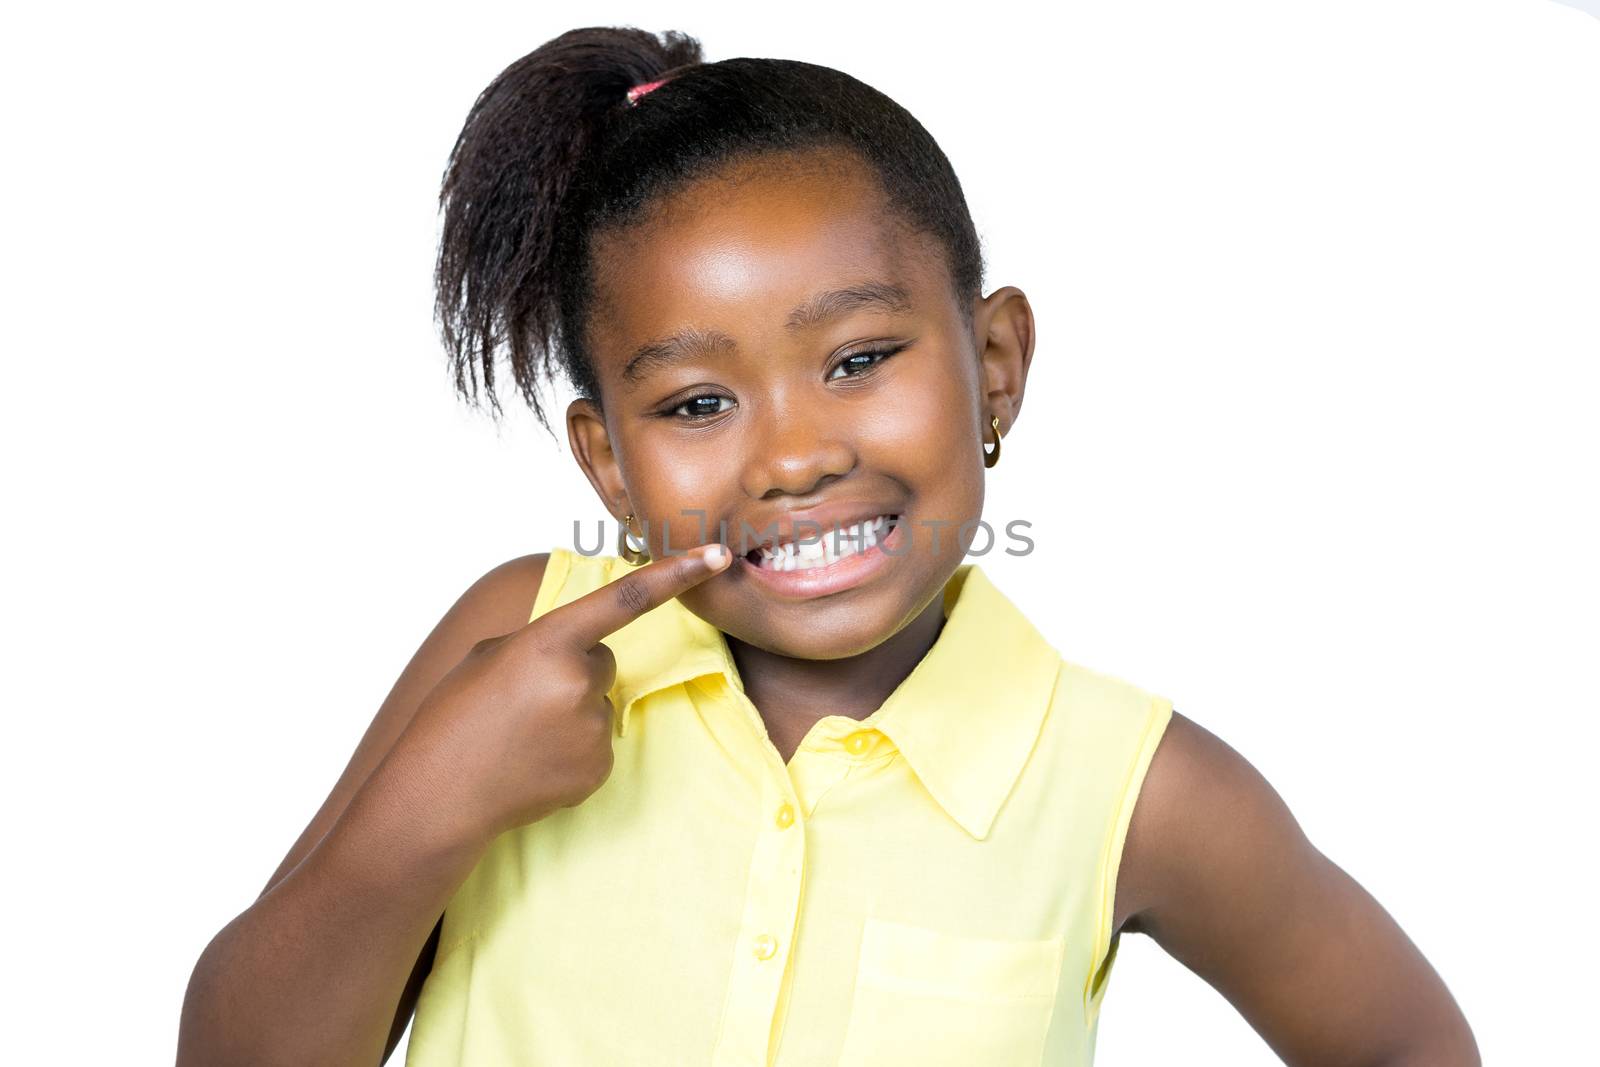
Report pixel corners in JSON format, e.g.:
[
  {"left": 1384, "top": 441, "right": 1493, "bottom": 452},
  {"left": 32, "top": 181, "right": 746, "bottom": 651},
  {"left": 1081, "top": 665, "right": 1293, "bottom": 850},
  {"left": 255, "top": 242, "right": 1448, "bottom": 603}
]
[{"left": 407, "top": 549, "right": 1173, "bottom": 1067}]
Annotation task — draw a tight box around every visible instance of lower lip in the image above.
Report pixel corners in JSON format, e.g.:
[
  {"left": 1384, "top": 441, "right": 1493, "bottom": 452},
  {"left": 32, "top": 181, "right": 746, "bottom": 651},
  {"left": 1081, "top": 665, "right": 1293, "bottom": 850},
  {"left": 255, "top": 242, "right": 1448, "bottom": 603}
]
[{"left": 737, "top": 521, "right": 906, "bottom": 600}]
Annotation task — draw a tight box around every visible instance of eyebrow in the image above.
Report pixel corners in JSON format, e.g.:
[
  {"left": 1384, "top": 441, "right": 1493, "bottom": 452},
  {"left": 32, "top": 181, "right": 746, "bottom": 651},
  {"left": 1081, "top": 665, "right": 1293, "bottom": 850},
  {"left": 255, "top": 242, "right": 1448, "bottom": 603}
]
[{"left": 620, "top": 281, "right": 914, "bottom": 384}]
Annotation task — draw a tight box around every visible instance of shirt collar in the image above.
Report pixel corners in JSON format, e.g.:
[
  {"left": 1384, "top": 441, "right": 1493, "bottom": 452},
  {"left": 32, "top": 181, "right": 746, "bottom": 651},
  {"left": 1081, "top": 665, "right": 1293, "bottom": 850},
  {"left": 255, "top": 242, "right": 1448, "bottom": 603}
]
[{"left": 600, "top": 560, "right": 1062, "bottom": 841}]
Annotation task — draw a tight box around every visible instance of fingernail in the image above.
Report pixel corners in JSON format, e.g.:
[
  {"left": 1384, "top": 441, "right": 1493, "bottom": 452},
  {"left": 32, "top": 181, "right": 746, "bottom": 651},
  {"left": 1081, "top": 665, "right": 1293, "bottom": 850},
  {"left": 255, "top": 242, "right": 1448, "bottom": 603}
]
[{"left": 704, "top": 544, "right": 728, "bottom": 566}]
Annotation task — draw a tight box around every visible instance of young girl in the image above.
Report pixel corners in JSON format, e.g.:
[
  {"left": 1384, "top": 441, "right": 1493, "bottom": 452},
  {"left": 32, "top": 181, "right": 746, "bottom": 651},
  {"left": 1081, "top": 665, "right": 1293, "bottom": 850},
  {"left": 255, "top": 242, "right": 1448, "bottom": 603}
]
[{"left": 179, "top": 26, "right": 1478, "bottom": 1067}]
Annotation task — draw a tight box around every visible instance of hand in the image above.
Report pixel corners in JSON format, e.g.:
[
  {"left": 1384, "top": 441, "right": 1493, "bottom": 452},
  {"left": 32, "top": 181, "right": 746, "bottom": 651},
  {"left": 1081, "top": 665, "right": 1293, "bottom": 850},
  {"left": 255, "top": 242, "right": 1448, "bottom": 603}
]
[{"left": 395, "top": 543, "right": 732, "bottom": 844}]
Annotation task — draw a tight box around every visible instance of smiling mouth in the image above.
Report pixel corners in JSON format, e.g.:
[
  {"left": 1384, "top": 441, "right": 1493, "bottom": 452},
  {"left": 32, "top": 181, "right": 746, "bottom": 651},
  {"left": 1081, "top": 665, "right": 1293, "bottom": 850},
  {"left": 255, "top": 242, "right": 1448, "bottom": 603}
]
[{"left": 743, "top": 514, "right": 899, "bottom": 572}]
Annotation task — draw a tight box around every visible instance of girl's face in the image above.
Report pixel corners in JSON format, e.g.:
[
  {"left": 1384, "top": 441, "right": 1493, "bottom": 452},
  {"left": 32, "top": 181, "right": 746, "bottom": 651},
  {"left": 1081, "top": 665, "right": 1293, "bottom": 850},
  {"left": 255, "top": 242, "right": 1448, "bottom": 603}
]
[{"left": 570, "top": 148, "right": 1034, "bottom": 661}]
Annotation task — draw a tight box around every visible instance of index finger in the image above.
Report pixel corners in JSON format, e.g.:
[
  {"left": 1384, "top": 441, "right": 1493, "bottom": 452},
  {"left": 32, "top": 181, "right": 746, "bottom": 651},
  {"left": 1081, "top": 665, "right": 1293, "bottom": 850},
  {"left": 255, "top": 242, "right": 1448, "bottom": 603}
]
[{"left": 545, "top": 543, "right": 732, "bottom": 649}]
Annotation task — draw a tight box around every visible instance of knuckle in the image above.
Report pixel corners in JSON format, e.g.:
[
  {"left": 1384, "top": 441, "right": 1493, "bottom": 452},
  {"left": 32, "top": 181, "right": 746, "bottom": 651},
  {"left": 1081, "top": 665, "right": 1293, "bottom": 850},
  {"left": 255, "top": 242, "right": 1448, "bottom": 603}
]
[
  {"left": 565, "top": 736, "right": 613, "bottom": 798},
  {"left": 588, "top": 702, "right": 615, "bottom": 746},
  {"left": 537, "top": 632, "right": 575, "bottom": 664},
  {"left": 529, "top": 634, "right": 567, "bottom": 663},
  {"left": 614, "top": 577, "right": 653, "bottom": 619},
  {"left": 584, "top": 698, "right": 613, "bottom": 737},
  {"left": 562, "top": 666, "right": 598, "bottom": 700},
  {"left": 539, "top": 657, "right": 590, "bottom": 700},
  {"left": 589, "top": 741, "right": 615, "bottom": 782},
  {"left": 588, "top": 646, "right": 617, "bottom": 686},
  {"left": 520, "top": 622, "right": 564, "bottom": 656}
]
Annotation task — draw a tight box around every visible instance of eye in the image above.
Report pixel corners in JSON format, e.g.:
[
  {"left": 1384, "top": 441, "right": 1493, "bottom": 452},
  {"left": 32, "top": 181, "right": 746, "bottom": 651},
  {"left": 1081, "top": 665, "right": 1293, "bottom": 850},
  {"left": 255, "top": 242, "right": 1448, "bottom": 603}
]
[
  {"left": 667, "top": 394, "right": 736, "bottom": 420},
  {"left": 828, "top": 344, "right": 907, "bottom": 381}
]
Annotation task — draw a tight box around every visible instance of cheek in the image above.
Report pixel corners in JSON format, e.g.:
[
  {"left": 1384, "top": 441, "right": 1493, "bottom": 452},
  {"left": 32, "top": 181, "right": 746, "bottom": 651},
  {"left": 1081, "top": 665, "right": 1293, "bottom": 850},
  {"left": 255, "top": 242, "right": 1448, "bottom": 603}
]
[
  {"left": 628, "top": 450, "right": 731, "bottom": 545},
  {"left": 633, "top": 446, "right": 722, "bottom": 498},
  {"left": 865, "top": 356, "right": 984, "bottom": 499}
]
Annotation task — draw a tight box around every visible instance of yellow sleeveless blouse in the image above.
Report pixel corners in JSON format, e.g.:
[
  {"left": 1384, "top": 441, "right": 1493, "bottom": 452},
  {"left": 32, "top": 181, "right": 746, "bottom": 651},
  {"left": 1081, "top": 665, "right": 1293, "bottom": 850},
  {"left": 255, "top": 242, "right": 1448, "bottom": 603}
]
[{"left": 407, "top": 548, "right": 1173, "bottom": 1066}]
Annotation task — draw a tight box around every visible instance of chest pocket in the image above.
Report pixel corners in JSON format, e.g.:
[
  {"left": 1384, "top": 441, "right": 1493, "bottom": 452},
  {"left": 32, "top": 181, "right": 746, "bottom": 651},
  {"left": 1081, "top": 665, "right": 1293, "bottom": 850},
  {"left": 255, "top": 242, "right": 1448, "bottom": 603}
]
[{"left": 835, "top": 917, "right": 1066, "bottom": 1067}]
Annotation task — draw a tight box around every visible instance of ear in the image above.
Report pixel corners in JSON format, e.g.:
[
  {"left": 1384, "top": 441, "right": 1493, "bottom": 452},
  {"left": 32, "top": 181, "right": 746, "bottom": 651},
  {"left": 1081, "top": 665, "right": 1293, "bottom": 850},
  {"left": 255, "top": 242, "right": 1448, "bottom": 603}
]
[
  {"left": 972, "top": 285, "right": 1036, "bottom": 436},
  {"left": 567, "top": 397, "right": 631, "bottom": 521}
]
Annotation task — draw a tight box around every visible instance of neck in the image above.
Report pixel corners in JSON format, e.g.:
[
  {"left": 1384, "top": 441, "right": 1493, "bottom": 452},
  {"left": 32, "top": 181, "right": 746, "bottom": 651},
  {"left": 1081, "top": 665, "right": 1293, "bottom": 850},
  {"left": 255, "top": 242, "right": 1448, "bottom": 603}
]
[{"left": 728, "top": 593, "right": 947, "bottom": 756}]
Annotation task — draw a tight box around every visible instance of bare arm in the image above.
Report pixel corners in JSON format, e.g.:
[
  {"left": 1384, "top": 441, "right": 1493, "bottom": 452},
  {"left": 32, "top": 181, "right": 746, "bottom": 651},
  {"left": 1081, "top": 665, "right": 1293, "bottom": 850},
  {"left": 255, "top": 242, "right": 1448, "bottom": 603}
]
[
  {"left": 177, "top": 554, "right": 549, "bottom": 1067},
  {"left": 1114, "top": 712, "right": 1479, "bottom": 1067}
]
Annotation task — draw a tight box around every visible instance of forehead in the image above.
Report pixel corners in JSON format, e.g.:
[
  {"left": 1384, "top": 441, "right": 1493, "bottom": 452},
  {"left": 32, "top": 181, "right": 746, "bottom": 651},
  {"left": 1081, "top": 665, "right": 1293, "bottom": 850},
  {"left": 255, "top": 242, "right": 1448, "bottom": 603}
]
[{"left": 587, "top": 149, "right": 943, "bottom": 366}]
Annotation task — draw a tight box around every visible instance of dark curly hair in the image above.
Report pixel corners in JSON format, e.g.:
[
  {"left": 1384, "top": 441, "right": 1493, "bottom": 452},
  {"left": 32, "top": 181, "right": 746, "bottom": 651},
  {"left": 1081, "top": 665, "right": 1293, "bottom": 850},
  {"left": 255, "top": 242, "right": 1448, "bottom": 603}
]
[{"left": 435, "top": 26, "right": 986, "bottom": 428}]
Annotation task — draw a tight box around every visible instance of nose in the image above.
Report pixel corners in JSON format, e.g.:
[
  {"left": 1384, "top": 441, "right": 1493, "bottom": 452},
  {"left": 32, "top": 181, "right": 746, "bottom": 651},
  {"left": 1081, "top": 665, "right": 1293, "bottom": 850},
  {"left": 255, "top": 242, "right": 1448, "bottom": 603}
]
[{"left": 740, "top": 403, "right": 857, "bottom": 500}]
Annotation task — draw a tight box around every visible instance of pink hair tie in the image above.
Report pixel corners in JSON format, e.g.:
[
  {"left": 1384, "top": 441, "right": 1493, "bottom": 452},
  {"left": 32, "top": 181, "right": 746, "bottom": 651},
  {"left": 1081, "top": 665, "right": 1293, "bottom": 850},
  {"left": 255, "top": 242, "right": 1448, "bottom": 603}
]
[{"left": 625, "top": 78, "right": 668, "bottom": 107}]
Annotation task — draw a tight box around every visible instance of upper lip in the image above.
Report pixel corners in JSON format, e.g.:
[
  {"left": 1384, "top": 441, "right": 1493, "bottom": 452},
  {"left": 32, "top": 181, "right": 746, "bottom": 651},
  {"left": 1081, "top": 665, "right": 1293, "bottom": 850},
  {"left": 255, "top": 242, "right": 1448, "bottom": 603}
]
[{"left": 731, "top": 503, "right": 900, "bottom": 556}]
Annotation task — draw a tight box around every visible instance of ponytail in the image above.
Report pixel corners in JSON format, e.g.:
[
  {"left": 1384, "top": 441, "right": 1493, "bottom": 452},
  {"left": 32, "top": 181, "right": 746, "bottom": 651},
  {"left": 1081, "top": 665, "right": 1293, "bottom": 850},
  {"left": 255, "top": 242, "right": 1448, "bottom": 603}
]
[
  {"left": 436, "top": 27, "right": 701, "bottom": 425},
  {"left": 435, "top": 26, "right": 983, "bottom": 429}
]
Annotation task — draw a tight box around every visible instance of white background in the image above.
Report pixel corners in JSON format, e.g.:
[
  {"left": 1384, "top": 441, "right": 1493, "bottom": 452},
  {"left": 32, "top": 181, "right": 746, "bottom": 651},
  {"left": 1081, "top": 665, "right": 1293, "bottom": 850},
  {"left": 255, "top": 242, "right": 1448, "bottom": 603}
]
[{"left": 4, "top": 1, "right": 1596, "bottom": 1062}]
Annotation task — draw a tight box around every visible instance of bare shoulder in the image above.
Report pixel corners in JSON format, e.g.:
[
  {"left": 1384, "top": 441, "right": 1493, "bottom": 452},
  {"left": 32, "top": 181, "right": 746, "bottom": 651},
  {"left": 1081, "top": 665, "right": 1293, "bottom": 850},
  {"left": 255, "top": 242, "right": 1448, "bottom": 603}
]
[
  {"left": 452, "top": 552, "right": 552, "bottom": 632},
  {"left": 1113, "top": 710, "right": 1306, "bottom": 934},
  {"left": 400, "top": 550, "right": 555, "bottom": 659}
]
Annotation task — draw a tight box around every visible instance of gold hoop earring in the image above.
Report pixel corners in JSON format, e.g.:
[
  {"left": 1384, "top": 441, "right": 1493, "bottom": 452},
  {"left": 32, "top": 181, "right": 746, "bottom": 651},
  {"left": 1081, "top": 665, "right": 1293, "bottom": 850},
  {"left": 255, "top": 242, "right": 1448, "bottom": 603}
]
[
  {"left": 983, "top": 414, "right": 1002, "bottom": 468},
  {"left": 618, "top": 513, "right": 651, "bottom": 565}
]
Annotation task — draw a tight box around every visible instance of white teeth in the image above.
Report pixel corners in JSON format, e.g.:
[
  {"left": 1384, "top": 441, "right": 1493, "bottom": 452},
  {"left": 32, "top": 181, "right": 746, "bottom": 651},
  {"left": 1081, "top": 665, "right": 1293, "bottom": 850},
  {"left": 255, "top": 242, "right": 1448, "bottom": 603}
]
[{"left": 756, "top": 515, "right": 893, "bottom": 572}]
